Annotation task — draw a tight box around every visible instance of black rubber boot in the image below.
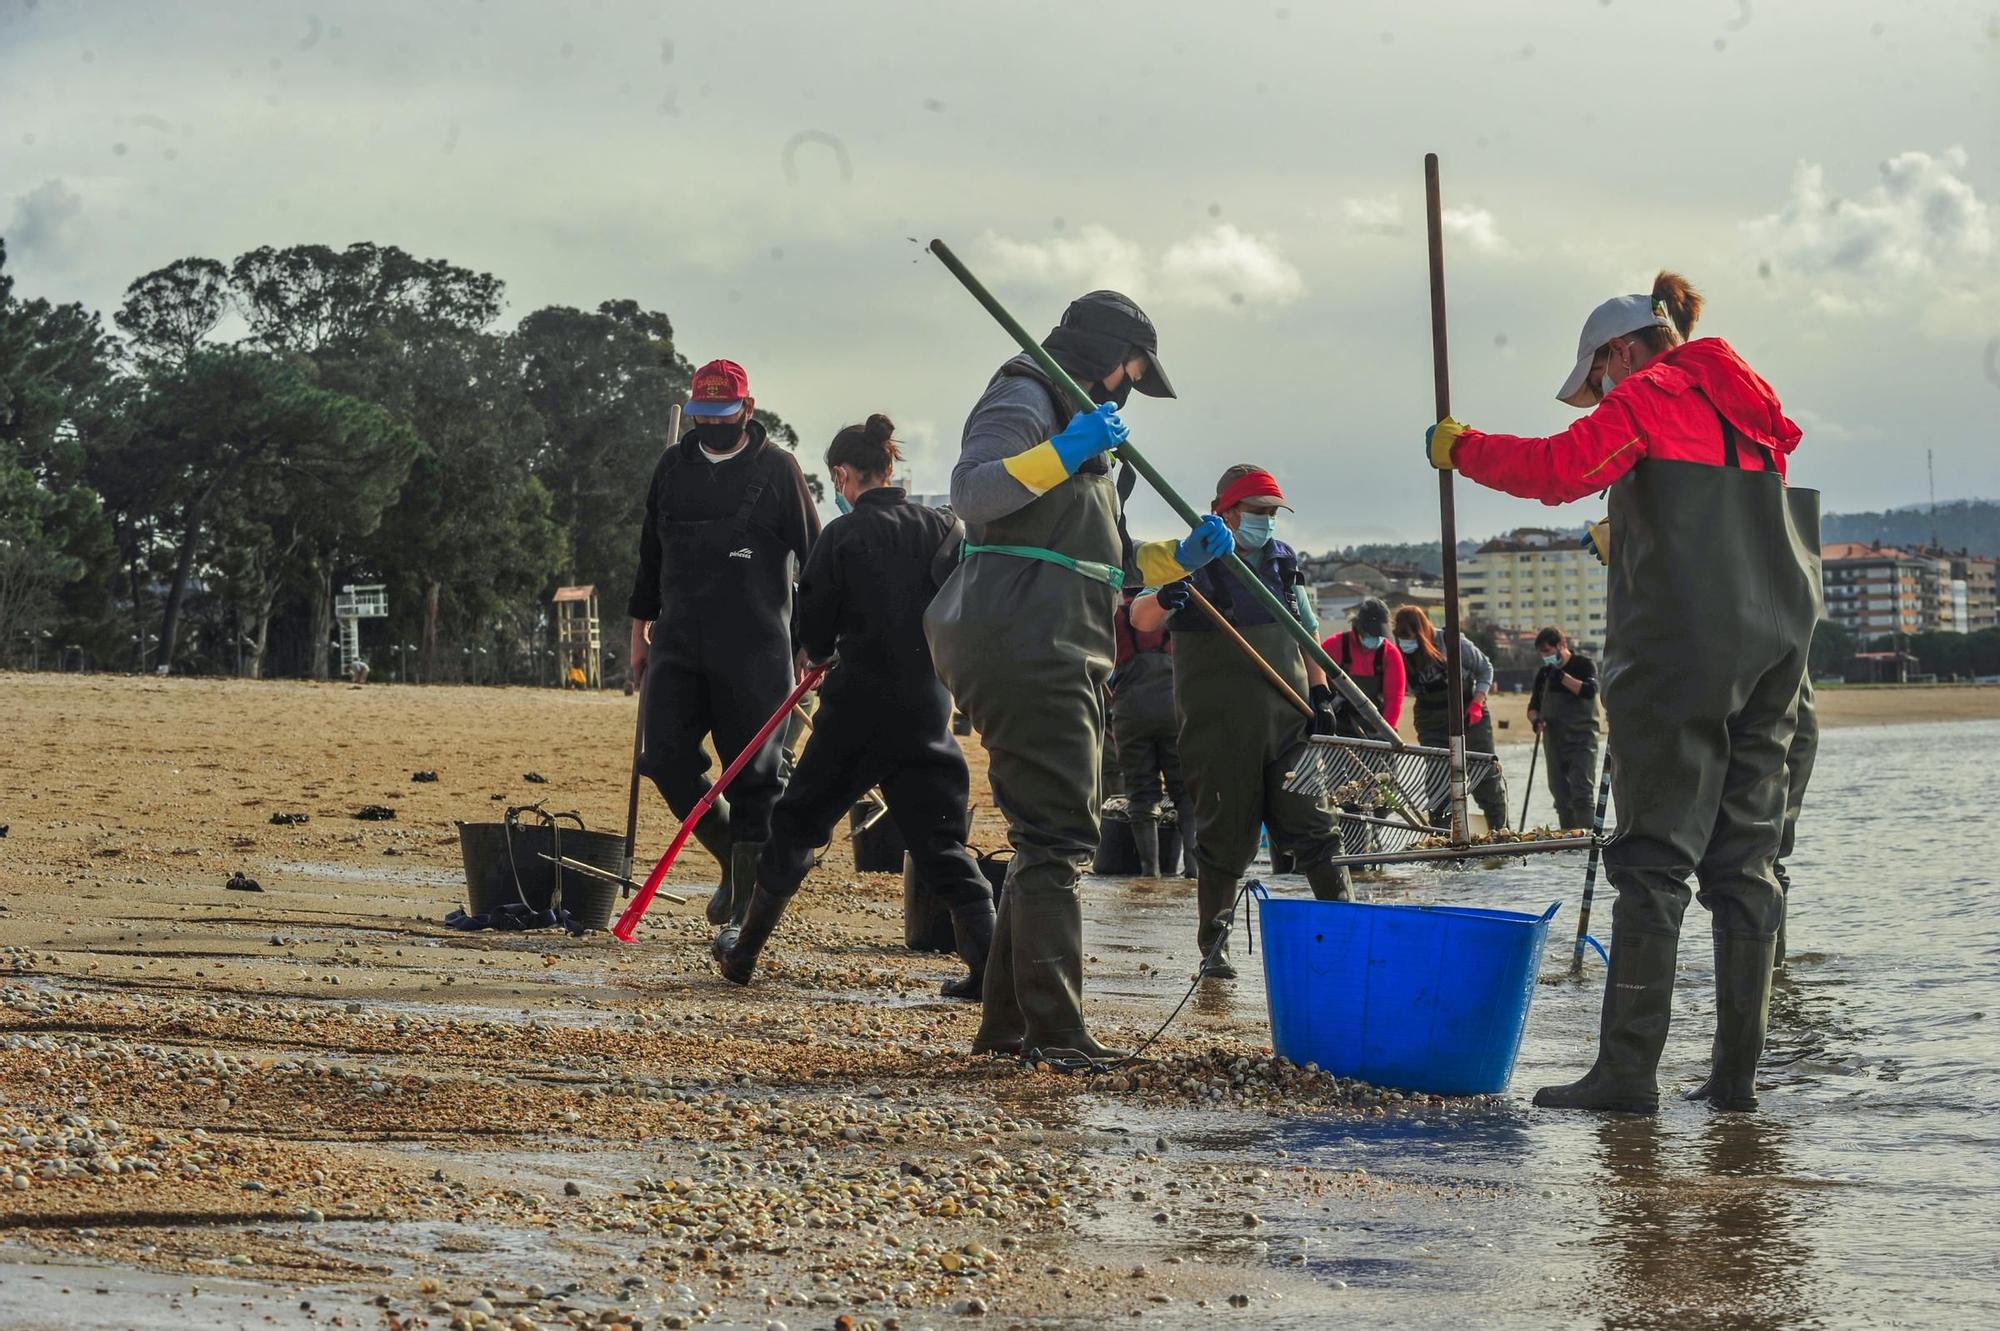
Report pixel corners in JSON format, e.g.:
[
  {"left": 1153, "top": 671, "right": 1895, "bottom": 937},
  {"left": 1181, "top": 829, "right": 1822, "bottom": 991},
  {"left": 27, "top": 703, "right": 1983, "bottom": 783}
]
[
  {"left": 1195, "top": 869, "right": 1239, "bottom": 980},
  {"left": 712, "top": 841, "right": 764, "bottom": 952},
  {"left": 1685, "top": 930, "right": 1777, "bottom": 1112},
  {"left": 1304, "top": 859, "right": 1354, "bottom": 903},
  {"left": 1013, "top": 888, "right": 1128, "bottom": 1065},
  {"left": 940, "top": 895, "right": 997, "bottom": 1001},
  {"left": 696, "top": 801, "right": 736, "bottom": 926},
  {"left": 1130, "top": 816, "right": 1161, "bottom": 877},
  {"left": 712, "top": 884, "right": 791, "bottom": 986},
  {"left": 1533, "top": 928, "right": 1679, "bottom": 1113},
  {"left": 970, "top": 889, "right": 1024, "bottom": 1055}
]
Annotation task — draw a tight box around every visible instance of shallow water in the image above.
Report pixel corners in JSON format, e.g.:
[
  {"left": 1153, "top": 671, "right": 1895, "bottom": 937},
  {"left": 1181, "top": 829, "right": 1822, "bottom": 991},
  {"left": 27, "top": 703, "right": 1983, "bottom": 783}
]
[{"left": 1073, "top": 718, "right": 2000, "bottom": 1328}]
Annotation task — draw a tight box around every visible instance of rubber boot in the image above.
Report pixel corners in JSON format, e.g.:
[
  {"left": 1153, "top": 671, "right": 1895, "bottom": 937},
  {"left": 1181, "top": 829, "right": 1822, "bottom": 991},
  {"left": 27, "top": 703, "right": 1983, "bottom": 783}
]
[
  {"left": 970, "top": 889, "right": 1024, "bottom": 1055},
  {"left": 1476, "top": 793, "right": 1510, "bottom": 836},
  {"left": 712, "top": 884, "right": 791, "bottom": 986},
  {"left": 1195, "top": 869, "right": 1239, "bottom": 980},
  {"left": 1684, "top": 930, "right": 1776, "bottom": 1112},
  {"left": 1304, "top": 859, "right": 1354, "bottom": 903},
  {"left": 1014, "top": 888, "right": 1127, "bottom": 1064},
  {"left": 697, "top": 801, "right": 736, "bottom": 926},
  {"left": 1130, "top": 816, "right": 1161, "bottom": 878},
  {"left": 1533, "top": 928, "right": 1678, "bottom": 1113},
  {"left": 939, "top": 895, "right": 997, "bottom": 1001},
  {"left": 712, "top": 841, "right": 764, "bottom": 952}
]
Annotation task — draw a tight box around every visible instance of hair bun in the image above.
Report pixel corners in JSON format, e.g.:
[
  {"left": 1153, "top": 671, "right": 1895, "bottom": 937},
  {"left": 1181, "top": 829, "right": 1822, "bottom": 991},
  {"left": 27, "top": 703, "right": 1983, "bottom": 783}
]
[
  {"left": 1650, "top": 271, "right": 1704, "bottom": 339},
  {"left": 864, "top": 413, "right": 895, "bottom": 445}
]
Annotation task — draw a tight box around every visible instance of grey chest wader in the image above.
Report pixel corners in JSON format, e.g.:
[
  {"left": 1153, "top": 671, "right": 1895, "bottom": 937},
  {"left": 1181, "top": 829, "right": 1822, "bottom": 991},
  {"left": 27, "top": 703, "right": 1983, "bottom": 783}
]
[
  {"left": 924, "top": 470, "right": 1126, "bottom": 1060},
  {"left": 1538, "top": 669, "right": 1603, "bottom": 831},
  {"left": 640, "top": 441, "right": 798, "bottom": 921},
  {"left": 1536, "top": 423, "right": 1819, "bottom": 1115}
]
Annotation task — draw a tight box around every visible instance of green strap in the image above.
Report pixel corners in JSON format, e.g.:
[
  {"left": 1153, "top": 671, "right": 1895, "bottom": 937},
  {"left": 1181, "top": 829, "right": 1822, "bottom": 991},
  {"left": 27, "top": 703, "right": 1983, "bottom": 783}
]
[{"left": 963, "top": 543, "right": 1125, "bottom": 590}]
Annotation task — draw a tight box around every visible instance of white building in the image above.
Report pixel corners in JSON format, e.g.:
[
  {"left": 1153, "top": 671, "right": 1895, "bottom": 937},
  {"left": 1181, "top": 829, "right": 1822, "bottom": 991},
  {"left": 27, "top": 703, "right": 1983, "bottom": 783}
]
[{"left": 1460, "top": 528, "right": 1608, "bottom": 654}]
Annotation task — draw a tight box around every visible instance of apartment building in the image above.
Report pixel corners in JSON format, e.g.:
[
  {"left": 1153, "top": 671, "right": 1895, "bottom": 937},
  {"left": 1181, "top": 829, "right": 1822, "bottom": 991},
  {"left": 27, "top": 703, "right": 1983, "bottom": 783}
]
[
  {"left": 1820, "top": 542, "right": 1927, "bottom": 641},
  {"left": 1459, "top": 528, "right": 1608, "bottom": 654}
]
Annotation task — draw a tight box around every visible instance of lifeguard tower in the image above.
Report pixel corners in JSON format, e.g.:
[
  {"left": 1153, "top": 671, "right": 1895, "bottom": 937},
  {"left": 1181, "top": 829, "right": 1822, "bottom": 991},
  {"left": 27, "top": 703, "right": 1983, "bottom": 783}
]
[
  {"left": 334, "top": 583, "right": 388, "bottom": 681},
  {"left": 554, "top": 585, "right": 602, "bottom": 689}
]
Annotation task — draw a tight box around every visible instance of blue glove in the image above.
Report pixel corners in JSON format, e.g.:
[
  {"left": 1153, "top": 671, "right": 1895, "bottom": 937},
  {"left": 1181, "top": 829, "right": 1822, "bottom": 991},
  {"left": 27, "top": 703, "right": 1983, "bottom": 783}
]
[
  {"left": 1174, "top": 514, "right": 1233, "bottom": 572},
  {"left": 1049, "top": 402, "right": 1128, "bottom": 474},
  {"left": 1155, "top": 581, "right": 1191, "bottom": 614}
]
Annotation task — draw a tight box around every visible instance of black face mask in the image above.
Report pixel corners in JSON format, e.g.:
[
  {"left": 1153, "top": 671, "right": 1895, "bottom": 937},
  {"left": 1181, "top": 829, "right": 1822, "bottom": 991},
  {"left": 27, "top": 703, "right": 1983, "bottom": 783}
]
[
  {"left": 1089, "top": 378, "right": 1132, "bottom": 410},
  {"left": 693, "top": 421, "right": 745, "bottom": 452}
]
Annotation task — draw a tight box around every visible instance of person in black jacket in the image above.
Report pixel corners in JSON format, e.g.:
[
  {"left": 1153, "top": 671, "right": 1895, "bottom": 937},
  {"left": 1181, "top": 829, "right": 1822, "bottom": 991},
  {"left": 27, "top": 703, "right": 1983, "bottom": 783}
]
[
  {"left": 714, "top": 415, "right": 996, "bottom": 997},
  {"left": 1528, "top": 626, "right": 1604, "bottom": 830},
  {"left": 629, "top": 359, "right": 821, "bottom": 936}
]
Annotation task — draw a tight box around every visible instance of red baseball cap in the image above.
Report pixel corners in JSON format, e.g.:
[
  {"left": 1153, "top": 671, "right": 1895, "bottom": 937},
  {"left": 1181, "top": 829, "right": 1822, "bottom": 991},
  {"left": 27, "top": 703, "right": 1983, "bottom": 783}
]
[
  {"left": 1212, "top": 464, "right": 1291, "bottom": 513},
  {"left": 687, "top": 359, "right": 750, "bottom": 417}
]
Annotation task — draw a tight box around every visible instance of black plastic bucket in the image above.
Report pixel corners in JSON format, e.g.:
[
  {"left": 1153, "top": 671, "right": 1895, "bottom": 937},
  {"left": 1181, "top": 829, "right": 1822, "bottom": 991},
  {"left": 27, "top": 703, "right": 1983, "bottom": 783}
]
[
  {"left": 850, "top": 801, "right": 906, "bottom": 873},
  {"left": 456, "top": 817, "right": 627, "bottom": 930},
  {"left": 1093, "top": 803, "right": 1137, "bottom": 875}
]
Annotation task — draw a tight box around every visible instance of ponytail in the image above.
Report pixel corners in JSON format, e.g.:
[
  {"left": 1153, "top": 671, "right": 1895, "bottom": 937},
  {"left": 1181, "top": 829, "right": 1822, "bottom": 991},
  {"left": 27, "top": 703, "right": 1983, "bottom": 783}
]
[
  {"left": 826, "top": 413, "right": 901, "bottom": 480},
  {"left": 1629, "top": 270, "right": 1703, "bottom": 355}
]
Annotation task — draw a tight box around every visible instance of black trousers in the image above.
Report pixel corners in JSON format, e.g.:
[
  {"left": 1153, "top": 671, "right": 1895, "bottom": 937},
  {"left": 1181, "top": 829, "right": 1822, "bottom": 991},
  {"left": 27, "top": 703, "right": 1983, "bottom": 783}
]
[
  {"left": 760, "top": 682, "right": 990, "bottom": 910},
  {"left": 637, "top": 634, "right": 793, "bottom": 841}
]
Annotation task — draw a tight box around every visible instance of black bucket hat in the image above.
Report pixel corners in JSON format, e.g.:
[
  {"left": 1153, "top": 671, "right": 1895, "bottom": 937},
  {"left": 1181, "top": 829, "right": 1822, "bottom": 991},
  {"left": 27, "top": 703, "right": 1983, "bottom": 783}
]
[{"left": 1042, "top": 290, "right": 1175, "bottom": 399}]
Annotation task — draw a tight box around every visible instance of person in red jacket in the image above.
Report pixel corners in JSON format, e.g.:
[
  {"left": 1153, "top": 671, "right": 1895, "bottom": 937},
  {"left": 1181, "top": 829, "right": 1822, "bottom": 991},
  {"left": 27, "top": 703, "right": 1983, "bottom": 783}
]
[
  {"left": 1426, "top": 272, "right": 1820, "bottom": 1115},
  {"left": 1321, "top": 597, "right": 1406, "bottom": 730}
]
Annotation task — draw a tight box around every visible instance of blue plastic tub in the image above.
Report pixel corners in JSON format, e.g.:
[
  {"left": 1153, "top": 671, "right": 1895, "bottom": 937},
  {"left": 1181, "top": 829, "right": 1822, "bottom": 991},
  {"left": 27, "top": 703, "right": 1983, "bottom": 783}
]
[{"left": 1254, "top": 888, "right": 1560, "bottom": 1095}]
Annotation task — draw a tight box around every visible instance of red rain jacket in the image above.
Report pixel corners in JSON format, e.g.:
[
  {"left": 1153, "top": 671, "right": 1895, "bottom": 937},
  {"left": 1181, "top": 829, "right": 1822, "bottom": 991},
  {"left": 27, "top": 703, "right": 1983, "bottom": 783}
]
[{"left": 1453, "top": 338, "right": 1802, "bottom": 505}]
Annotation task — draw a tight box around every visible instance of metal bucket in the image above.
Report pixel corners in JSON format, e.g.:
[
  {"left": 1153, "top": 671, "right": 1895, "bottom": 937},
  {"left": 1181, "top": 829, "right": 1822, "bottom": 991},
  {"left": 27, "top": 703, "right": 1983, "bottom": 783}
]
[{"left": 456, "top": 810, "right": 627, "bottom": 930}]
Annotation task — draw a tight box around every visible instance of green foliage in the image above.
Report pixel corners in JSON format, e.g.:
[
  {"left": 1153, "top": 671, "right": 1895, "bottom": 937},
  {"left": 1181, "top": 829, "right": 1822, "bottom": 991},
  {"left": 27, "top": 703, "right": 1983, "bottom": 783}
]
[
  {"left": 1863, "top": 627, "right": 2000, "bottom": 679},
  {"left": 1808, "top": 619, "right": 1855, "bottom": 678}
]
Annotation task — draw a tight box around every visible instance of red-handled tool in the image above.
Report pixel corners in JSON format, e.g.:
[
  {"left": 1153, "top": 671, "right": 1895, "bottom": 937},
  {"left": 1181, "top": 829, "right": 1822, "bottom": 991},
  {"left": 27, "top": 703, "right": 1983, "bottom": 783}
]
[{"left": 611, "top": 659, "right": 833, "bottom": 942}]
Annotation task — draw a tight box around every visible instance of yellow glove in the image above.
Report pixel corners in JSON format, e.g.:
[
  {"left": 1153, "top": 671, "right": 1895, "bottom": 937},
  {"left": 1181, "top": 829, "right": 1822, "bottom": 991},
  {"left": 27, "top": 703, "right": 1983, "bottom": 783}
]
[
  {"left": 1425, "top": 417, "right": 1469, "bottom": 470},
  {"left": 1583, "top": 517, "right": 1611, "bottom": 565}
]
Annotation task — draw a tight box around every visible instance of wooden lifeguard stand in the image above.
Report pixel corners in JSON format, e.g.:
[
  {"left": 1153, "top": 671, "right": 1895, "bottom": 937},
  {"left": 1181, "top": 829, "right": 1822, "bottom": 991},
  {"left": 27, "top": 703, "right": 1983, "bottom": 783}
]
[
  {"left": 334, "top": 583, "right": 388, "bottom": 681},
  {"left": 553, "top": 585, "right": 601, "bottom": 689}
]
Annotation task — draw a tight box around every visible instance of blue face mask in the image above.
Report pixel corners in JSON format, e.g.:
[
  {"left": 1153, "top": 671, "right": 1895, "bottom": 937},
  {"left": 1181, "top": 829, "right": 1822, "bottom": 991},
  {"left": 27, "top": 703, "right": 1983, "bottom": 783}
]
[
  {"left": 1359, "top": 634, "right": 1385, "bottom": 651},
  {"left": 833, "top": 492, "right": 852, "bottom": 516},
  {"left": 1397, "top": 637, "right": 1419, "bottom": 654},
  {"left": 1235, "top": 514, "right": 1275, "bottom": 550},
  {"left": 1541, "top": 653, "right": 1561, "bottom": 667}
]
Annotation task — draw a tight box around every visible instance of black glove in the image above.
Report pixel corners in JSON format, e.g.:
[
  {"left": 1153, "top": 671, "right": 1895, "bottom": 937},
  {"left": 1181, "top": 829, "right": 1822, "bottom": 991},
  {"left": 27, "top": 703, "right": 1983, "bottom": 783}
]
[
  {"left": 1308, "top": 682, "right": 1342, "bottom": 736},
  {"left": 1154, "top": 580, "right": 1192, "bottom": 614}
]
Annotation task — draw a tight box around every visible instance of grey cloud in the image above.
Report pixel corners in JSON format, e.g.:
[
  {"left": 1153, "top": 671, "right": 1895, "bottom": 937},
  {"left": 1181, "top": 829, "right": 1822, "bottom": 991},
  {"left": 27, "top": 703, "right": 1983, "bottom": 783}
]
[
  {"left": 8, "top": 178, "right": 84, "bottom": 257},
  {"left": 1746, "top": 147, "right": 1993, "bottom": 281}
]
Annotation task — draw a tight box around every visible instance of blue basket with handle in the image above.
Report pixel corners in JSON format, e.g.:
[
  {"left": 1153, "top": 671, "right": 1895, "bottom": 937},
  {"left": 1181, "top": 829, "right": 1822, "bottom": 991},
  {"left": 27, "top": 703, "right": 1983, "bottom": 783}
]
[{"left": 1253, "top": 886, "right": 1560, "bottom": 1095}]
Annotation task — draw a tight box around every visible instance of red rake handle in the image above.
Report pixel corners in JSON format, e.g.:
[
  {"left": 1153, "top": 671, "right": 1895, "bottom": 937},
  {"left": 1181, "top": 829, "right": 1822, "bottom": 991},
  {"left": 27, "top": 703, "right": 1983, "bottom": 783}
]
[{"left": 611, "top": 662, "right": 830, "bottom": 942}]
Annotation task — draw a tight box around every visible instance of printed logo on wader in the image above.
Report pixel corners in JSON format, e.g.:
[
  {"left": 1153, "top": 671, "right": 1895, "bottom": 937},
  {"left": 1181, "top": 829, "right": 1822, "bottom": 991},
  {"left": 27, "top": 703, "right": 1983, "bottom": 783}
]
[{"left": 728, "top": 547, "right": 753, "bottom": 560}]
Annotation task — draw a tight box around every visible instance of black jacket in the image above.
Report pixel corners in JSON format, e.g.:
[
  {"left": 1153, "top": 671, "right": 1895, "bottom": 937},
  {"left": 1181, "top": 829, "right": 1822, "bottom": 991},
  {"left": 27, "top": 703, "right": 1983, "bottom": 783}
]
[{"left": 798, "top": 487, "right": 960, "bottom": 702}]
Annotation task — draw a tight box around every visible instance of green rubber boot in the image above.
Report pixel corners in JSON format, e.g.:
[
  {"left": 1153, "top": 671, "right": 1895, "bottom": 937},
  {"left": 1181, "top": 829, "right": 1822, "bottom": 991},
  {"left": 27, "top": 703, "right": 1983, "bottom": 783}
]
[
  {"left": 1195, "top": 868, "right": 1239, "bottom": 980},
  {"left": 1130, "top": 816, "right": 1161, "bottom": 878},
  {"left": 939, "top": 895, "right": 996, "bottom": 1002},
  {"left": 712, "top": 841, "right": 764, "bottom": 951},
  {"left": 970, "top": 889, "right": 1024, "bottom": 1055},
  {"left": 696, "top": 799, "right": 736, "bottom": 926},
  {"left": 1304, "top": 859, "right": 1354, "bottom": 903},
  {"left": 1684, "top": 930, "right": 1777, "bottom": 1112},
  {"left": 1014, "top": 887, "right": 1127, "bottom": 1065},
  {"left": 712, "top": 883, "right": 791, "bottom": 986},
  {"left": 1533, "top": 928, "right": 1679, "bottom": 1113}
]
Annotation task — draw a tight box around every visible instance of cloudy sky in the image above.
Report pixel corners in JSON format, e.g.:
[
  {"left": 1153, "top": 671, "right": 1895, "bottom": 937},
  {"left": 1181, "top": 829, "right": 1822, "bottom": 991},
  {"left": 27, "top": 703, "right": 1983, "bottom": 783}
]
[{"left": 4, "top": 0, "right": 1996, "bottom": 550}]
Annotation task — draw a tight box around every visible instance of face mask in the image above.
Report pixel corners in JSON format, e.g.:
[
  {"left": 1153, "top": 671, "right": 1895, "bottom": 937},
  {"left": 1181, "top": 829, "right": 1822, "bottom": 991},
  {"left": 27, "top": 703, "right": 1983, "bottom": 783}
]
[
  {"left": 1234, "top": 513, "right": 1275, "bottom": 549},
  {"left": 1542, "top": 653, "right": 1561, "bottom": 667},
  {"left": 694, "top": 421, "right": 744, "bottom": 451},
  {"left": 1397, "top": 638, "right": 1419, "bottom": 654},
  {"left": 833, "top": 492, "right": 852, "bottom": 516},
  {"left": 1359, "top": 634, "right": 1385, "bottom": 652},
  {"left": 1089, "top": 378, "right": 1132, "bottom": 410}
]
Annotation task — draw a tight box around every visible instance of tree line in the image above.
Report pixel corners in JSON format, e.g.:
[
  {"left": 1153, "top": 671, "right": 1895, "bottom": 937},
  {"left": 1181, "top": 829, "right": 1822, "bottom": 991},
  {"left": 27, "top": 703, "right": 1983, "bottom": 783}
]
[{"left": 0, "top": 239, "right": 815, "bottom": 682}]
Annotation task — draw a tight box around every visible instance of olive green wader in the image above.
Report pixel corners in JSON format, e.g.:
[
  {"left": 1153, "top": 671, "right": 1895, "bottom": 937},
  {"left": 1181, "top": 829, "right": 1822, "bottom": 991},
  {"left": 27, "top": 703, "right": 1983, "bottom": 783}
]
[
  {"left": 925, "top": 472, "right": 1124, "bottom": 1060},
  {"left": 1175, "top": 620, "right": 1351, "bottom": 980},
  {"left": 1535, "top": 458, "right": 1817, "bottom": 1114},
  {"left": 1112, "top": 646, "right": 1190, "bottom": 876},
  {"left": 1538, "top": 676, "right": 1603, "bottom": 830},
  {"left": 1413, "top": 695, "right": 1511, "bottom": 831},
  {"left": 1773, "top": 675, "right": 1818, "bottom": 971}
]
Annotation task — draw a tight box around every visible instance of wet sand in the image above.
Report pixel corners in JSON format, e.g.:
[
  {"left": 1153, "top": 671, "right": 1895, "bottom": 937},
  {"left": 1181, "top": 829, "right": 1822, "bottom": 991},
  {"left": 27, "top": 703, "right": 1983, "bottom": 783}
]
[{"left": 1, "top": 673, "right": 1461, "bottom": 1329}]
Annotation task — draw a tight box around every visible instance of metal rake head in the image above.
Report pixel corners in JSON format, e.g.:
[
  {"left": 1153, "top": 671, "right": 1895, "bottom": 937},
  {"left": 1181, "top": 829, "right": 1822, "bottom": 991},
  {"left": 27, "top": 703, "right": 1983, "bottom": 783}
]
[
  {"left": 1284, "top": 735, "right": 1497, "bottom": 812},
  {"left": 1338, "top": 810, "right": 1447, "bottom": 858}
]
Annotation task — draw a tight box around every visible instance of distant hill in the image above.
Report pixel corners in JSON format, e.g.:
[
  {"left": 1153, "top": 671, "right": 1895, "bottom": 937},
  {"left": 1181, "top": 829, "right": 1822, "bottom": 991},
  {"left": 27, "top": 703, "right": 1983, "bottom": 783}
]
[{"left": 1820, "top": 499, "right": 2000, "bottom": 557}]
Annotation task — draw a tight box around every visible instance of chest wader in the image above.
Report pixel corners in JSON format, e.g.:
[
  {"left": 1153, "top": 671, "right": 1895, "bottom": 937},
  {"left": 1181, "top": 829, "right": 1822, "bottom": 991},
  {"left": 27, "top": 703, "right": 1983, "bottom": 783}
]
[
  {"left": 1175, "top": 618, "right": 1351, "bottom": 981},
  {"left": 1538, "top": 671, "right": 1603, "bottom": 831},
  {"left": 1534, "top": 444, "right": 1817, "bottom": 1115},
  {"left": 1330, "top": 635, "right": 1387, "bottom": 740},
  {"left": 925, "top": 472, "right": 1126, "bottom": 1061},
  {"left": 639, "top": 444, "right": 799, "bottom": 927},
  {"left": 1413, "top": 665, "right": 1513, "bottom": 832},
  {"left": 1773, "top": 675, "right": 1818, "bottom": 971},
  {"left": 1111, "top": 649, "right": 1187, "bottom": 877}
]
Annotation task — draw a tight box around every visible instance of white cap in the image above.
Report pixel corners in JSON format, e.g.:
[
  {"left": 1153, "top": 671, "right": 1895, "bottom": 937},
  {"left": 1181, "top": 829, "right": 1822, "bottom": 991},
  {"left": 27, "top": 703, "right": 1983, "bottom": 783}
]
[{"left": 1556, "top": 294, "right": 1676, "bottom": 406}]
